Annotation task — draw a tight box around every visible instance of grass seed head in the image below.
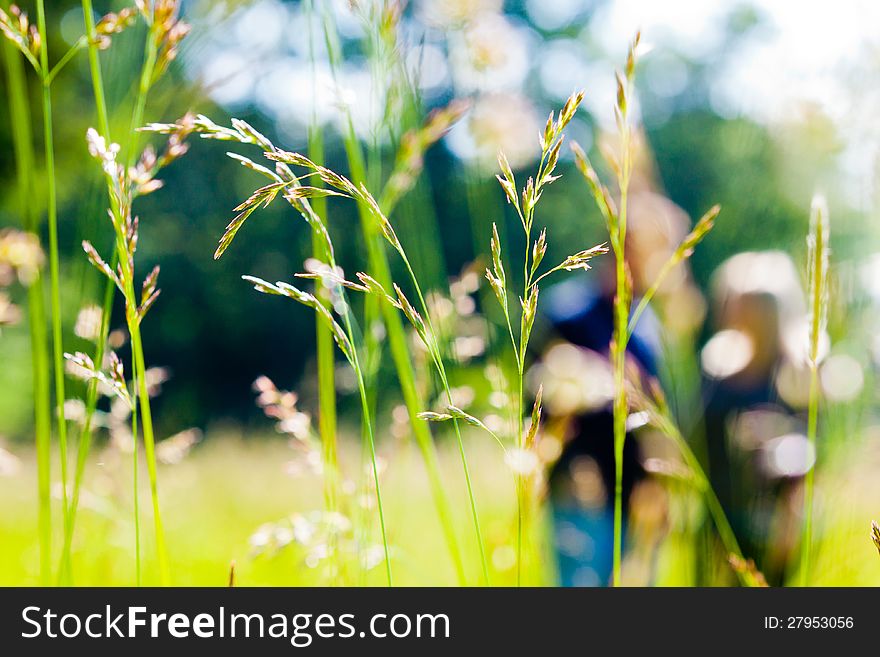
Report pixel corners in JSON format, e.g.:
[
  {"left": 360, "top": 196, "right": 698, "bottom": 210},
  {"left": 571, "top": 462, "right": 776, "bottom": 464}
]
[
  {"left": 571, "top": 141, "right": 617, "bottom": 232},
  {"left": 519, "top": 285, "right": 539, "bottom": 352},
  {"left": 138, "top": 265, "right": 161, "bottom": 321},
  {"left": 541, "top": 112, "right": 554, "bottom": 151},
  {"left": 386, "top": 99, "right": 469, "bottom": 205},
  {"left": 486, "top": 223, "right": 508, "bottom": 309},
  {"left": 678, "top": 204, "right": 720, "bottom": 259},
  {"left": 230, "top": 119, "right": 272, "bottom": 151},
  {"left": 807, "top": 194, "right": 830, "bottom": 365},
  {"left": 490, "top": 223, "right": 506, "bottom": 286},
  {"left": 497, "top": 150, "right": 515, "bottom": 183},
  {"left": 82, "top": 240, "right": 123, "bottom": 293},
  {"left": 445, "top": 405, "right": 489, "bottom": 431},
  {"left": 530, "top": 228, "right": 547, "bottom": 279},
  {"left": 94, "top": 7, "right": 137, "bottom": 49},
  {"left": 64, "top": 350, "right": 131, "bottom": 407},
  {"left": 626, "top": 31, "right": 641, "bottom": 80},
  {"left": 496, "top": 173, "right": 519, "bottom": 209},
  {"left": 264, "top": 148, "right": 318, "bottom": 168},
  {"left": 86, "top": 128, "right": 122, "bottom": 177},
  {"left": 525, "top": 384, "right": 543, "bottom": 449},
  {"left": 485, "top": 268, "right": 505, "bottom": 309},
  {"left": 417, "top": 411, "right": 454, "bottom": 423},
  {"left": 872, "top": 521, "right": 880, "bottom": 556},
  {"left": 0, "top": 228, "right": 43, "bottom": 285},
  {"left": 560, "top": 90, "right": 585, "bottom": 124},
  {"left": 542, "top": 90, "right": 584, "bottom": 148},
  {"left": 496, "top": 151, "right": 520, "bottom": 210},
  {"left": 149, "top": 0, "right": 190, "bottom": 83},
  {"left": 559, "top": 243, "right": 610, "bottom": 272},
  {"left": 365, "top": 192, "right": 404, "bottom": 255},
  {"left": 521, "top": 176, "right": 536, "bottom": 218},
  {"left": 226, "top": 152, "right": 282, "bottom": 183},
  {"left": 728, "top": 554, "right": 768, "bottom": 587},
  {"left": 0, "top": 5, "right": 41, "bottom": 66},
  {"left": 287, "top": 186, "right": 347, "bottom": 200},
  {"left": 615, "top": 71, "right": 627, "bottom": 117},
  {"left": 243, "top": 276, "right": 355, "bottom": 363},
  {"left": 541, "top": 138, "right": 563, "bottom": 187},
  {"left": 394, "top": 284, "right": 428, "bottom": 341}
]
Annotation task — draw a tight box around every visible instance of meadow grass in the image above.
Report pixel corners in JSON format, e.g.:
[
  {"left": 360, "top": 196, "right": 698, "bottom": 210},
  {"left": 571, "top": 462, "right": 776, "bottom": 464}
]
[
  {"left": 800, "top": 195, "right": 830, "bottom": 585},
  {"left": 1, "top": 0, "right": 86, "bottom": 584},
  {"left": 244, "top": 262, "right": 396, "bottom": 585},
  {"left": 304, "top": 0, "right": 340, "bottom": 574},
  {"left": 1, "top": 0, "right": 186, "bottom": 587},
  {"left": 596, "top": 33, "right": 639, "bottom": 587},
  {"left": 2, "top": 33, "right": 52, "bottom": 586},
  {"left": 32, "top": 9, "right": 70, "bottom": 554},
  {"left": 571, "top": 33, "right": 730, "bottom": 586},
  {"left": 627, "top": 375, "right": 759, "bottom": 586},
  {"left": 484, "top": 89, "right": 609, "bottom": 583},
  {"left": 2, "top": 3, "right": 875, "bottom": 590},
  {"left": 146, "top": 114, "right": 399, "bottom": 583},
  {"left": 61, "top": 0, "right": 129, "bottom": 586},
  {"left": 318, "top": 2, "right": 476, "bottom": 584}
]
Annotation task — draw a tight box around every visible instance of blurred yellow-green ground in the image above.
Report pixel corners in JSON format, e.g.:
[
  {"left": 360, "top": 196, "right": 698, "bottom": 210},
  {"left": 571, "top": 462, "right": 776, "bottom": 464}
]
[{"left": 2, "top": 432, "right": 878, "bottom": 586}]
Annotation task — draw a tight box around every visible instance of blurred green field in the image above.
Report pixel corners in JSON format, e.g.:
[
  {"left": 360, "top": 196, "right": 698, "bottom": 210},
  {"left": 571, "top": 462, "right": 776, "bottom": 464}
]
[{"left": 2, "top": 431, "right": 877, "bottom": 586}]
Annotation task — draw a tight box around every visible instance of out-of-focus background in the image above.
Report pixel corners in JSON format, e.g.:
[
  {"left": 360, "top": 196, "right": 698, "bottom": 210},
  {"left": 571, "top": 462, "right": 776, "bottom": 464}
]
[{"left": 1, "top": 0, "right": 879, "bottom": 586}]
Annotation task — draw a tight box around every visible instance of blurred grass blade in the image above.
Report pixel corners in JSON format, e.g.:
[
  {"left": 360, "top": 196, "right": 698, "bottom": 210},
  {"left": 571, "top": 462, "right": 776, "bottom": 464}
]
[{"left": 3, "top": 38, "right": 53, "bottom": 586}]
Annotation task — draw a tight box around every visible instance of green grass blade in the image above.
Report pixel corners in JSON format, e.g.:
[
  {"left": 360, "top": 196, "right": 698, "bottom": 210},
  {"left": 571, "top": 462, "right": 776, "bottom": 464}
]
[
  {"left": 3, "top": 40, "right": 53, "bottom": 585},
  {"left": 321, "top": 1, "right": 467, "bottom": 583},
  {"left": 35, "top": 0, "right": 71, "bottom": 574},
  {"left": 58, "top": 0, "right": 119, "bottom": 586}
]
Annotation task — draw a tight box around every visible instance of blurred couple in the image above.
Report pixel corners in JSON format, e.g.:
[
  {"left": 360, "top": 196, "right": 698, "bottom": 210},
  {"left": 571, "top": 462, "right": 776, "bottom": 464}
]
[{"left": 537, "top": 136, "right": 810, "bottom": 586}]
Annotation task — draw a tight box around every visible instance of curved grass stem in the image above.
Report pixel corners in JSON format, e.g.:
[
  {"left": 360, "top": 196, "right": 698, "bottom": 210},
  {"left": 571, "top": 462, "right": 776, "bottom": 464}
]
[
  {"left": 397, "top": 254, "right": 490, "bottom": 584},
  {"left": 656, "top": 412, "right": 755, "bottom": 587}
]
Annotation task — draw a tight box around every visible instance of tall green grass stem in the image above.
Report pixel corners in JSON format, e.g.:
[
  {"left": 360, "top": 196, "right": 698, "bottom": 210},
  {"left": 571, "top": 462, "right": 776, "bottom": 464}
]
[
  {"left": 3, "top": 40, "right": 54, "bottom": 586},
  {"left": 611, "top": 113, "right": 632, "bottom": 589},
  {"left": 35, "top": 0, "right": 71, "bottom": 560},
  {"left": 58, "top": 0, "right": 118, "bottom": 585},
  {"left": 800, "top": 364, "right": 820, "bottom": 585},
  {"left": 321, "top": 2, "right": 470, "bottom": 584},
  {"left": 305, "top": 0, "right": 340, "bottom": 580}
]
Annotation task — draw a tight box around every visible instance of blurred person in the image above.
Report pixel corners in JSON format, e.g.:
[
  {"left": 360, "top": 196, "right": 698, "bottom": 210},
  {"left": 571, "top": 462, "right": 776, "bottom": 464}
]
[
  {"left": 536, "top": 190, "right": 694, "bottom": 586},
  {"left": 700, "top": 251, "right": 812, "bottom": 585}
]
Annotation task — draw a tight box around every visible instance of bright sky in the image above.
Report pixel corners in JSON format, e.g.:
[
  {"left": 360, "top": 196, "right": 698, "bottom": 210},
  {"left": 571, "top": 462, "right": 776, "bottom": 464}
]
[
  {"left": 593, "top": 0, "right": 877, "bottom": 116},
  {"left": 585, "top": 0, "right": 880, "bottom": 209}
]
